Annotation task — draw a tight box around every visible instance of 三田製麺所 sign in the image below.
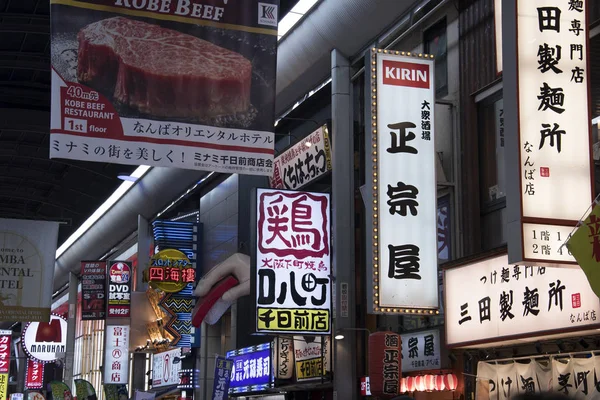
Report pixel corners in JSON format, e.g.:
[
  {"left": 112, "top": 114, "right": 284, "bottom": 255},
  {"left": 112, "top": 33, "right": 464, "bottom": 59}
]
[{"left": 50, "top": 0, "right": 279, "bottom": 176}]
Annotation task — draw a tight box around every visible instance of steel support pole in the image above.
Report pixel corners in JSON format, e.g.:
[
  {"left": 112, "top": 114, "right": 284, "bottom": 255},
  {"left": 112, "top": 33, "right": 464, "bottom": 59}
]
[
  {"left": 131, "top": 215, "right": 151, "bottom": 392},
  {"left": 331, "top": 48, "right": 357, "bottom": 400},
  {"left": 63, "top": 271, "right": 78, "bottom": 388}
]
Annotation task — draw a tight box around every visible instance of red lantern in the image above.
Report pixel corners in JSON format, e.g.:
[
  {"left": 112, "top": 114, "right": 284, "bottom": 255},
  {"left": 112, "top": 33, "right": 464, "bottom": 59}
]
[
  {"left": 434, "top": 374, "right": 446, "bottom": 391},
  {"left": 444, "top": 373, "right": 458, "bottom": 391},
  {"left": 400, "top": 378, "right": 407, "bottom": 393},
  {"left": 406, "top": 376, "right": 416, "bottom": 392},
  {"left": 415, "top": 375, "right": 426, "bottom": 392},
  {"left": 367, "top": 332, "right": 402, "bottom": 397},
  {"left": 424, "top": 374, "right": 435, "bottom": 392}
]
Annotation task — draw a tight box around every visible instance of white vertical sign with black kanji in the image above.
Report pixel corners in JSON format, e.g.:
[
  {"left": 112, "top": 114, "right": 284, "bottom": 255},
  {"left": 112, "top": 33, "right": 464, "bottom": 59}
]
[
  {"left": 103, "top": 325, "right": 130, "bottom": 384},
  {"left": 372, "top": 50, "right": 438, "bottom": 311}
]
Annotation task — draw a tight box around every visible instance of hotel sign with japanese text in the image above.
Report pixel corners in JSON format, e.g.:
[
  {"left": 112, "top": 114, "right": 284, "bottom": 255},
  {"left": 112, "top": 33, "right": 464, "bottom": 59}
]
[
  {"left": 445, "top": 253, "right": 600, "bottom": 347},
  {"left": 254, "top": 189, "right": 331, "bottom": 334},
  {"left": 367, "top": 49, "right": 438, "bottom": 313},
  {"left": 503, "top": 0, "right": 592, "bottom": 266}
]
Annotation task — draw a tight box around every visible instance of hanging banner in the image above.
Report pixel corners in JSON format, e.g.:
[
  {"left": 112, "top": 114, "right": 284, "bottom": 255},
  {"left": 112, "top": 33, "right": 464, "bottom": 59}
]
[
  {"left": 503, "top": 0, "right": 592, "bottom": 266},
  {"left": 366, "top": 49, "right": 438, "bottom": 313},
  {"left": 254, "top": 189, "right": 331, "bottom": 334},
  {"left": 81, "top": 261, "right": 107, "bottom": 320},
  {"left": 227, "top": 342, "right": 273, "bottom": 394},
  {"left": 107, "top": 261, "right": 132, "bottom": 317},
  {"left": 401, "top": 329, "right": 441, "bottom": 372},
  {"left": 368, "top": 331, "right": 402, "bottom": 397},
  {"left": 211, "top": 357, "right": 233, "bottom": 400},
  {"left": 22, "top": 314, "right": 68, "bottom": 363},
  {"left": 49, "top": 0, "right": 278, "bottom": 176},
  {"left": 74, "top": 379, "right": 97, "bottom": 400},
  {"left": 566, "top": 202, "right": 600, "bottom": 298},
  {"left": 103, "top": 325, "right": 130, "bottom": 385},
  {"left": 50, "top": 381, "right": 73, "bottom": 400},
  {"left": 274, "top": 337, "right": 293, "bottom": 379},
  {"left": 445, "top": 253, "right": 600, "bottom": 347},
  {"left": 152, "top": 348, "right": 181, "bottom": 388},
  {"left": 0, "top": 329, "right": 10, "bottom": 400},
  {"left": 25, "top": 358, "right": 45, "bottom": 389},
  {"left": 270, "top": 125, "right": 332, "bottom": 190},
  {"left": 293, "top": 336, "right": 330, "bottom": 382},
  {"left": 0, "top": 218, "right": 60, "bottom": 322}
]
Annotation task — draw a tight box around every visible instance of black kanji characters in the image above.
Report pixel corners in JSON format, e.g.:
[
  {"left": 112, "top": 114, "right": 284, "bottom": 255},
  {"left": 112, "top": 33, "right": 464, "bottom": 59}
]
[
  {"left": 499, "top": 290, "right": 515, "bottom": 321},
  {"left": 387, "top": 182, "right": 419, "bottom": 216},
  {"left": 537, "top": 83, "right": 565, "bottom": 114},
  {"left": 569, "top": 0, "right": 583, "bottom": 12},
  {"left": 539, "top": 123, "right": 566, "bottom": 153},
  {"left": 479, "top": 296, "right": 491, "bottom": 323},
  {"left": 537, "top": 44, "right": 563, "bottom": 74},
  {"left": 387, "top": 244, "right": 421, "bottom": 280},
  {"left": 423, "top": 334, "right": 434, "bottom": 357},
  {"left": 569, "top": 19, "right": 583, "bottom": 36},
  {"left": 458, "top": 303, "right": 472, "bottom": 325},
  {"left": 522, "top": 286, "right": 540, "bottom": 316},
  {"left": 548, "top": 279, "right": 566, "bottom": 311},
  {"left": 570, "top": 44, "right": 583, "bottom": 61},
  {"left": 408, "top": 337, "right": 418, "bottom": 358},
  {"left": 537, "top": 7, "right": 561, "bottom": 32},
  {"left": 571, "top": 66, "right": 585, "bottom": 83},
  {"left": 387, "top": 122, "right": 418, "bottom": 154}
]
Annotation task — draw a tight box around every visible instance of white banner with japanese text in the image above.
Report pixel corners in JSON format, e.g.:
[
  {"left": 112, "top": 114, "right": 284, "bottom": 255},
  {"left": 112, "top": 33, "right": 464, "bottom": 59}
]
[
  {"left": 254, "top": 189, "right": 331, "bottom": 334},
  {"left": 476, "top": 357, "right": 600, "bottom": 400},
  {"left": 371, "top": 50, "right": 438, "bottom": 311},
  {"left": 401, "top": 329, "right": 441, "bottom": 372},
  {"left": 50, "top": 0, "right": 278, "bottom": 176},
  {"left": 504, "top": 0, "right": 592, "bottom": 265},
  {"left": 445, "top": 253, "right": 600, "bottom": 347},
  {"left": 270, "top": 126, "right": 332, "bottom": 190},
  {"left": 103, "top": 325, "right": 130, "bottom": 385},
  {"left": 0, "top": 218, "right": 59, "bottom": 322},
  {"left": 293, "top": 336, "right": 330, "bottom": 381}
]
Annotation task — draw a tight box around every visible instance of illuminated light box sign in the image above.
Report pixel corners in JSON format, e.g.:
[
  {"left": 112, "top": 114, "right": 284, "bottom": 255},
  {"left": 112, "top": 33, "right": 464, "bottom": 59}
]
[
  {"left": 25, "top": 358, "right": 44, "bottom": 389},
  {"left": 81, "top": 261, "right": 107, "bottom": 320},
  {"left": 152, "top": 348, "right": 181, "bottom": 388},
  {"left": 148, "top": 249, "right": 195, "bottom": 293},
  {"left": 103, "top": 325, "right": 130, "bottom": 385},
  {"left": 401, "top": 329, "right": 441, "bottom": 372},
  {"left": 22, "top": 314, "right": 67, "bottom": 363},
  {"left": 107, "top": 261, "right": 132, "bottom": 317},
  {"left": 226, "top": 343, "right": 273, "bottom": 394},
  {"left": 254, "top": 189, "right": 331, "bottom": 334},
  {"left": 366, "top": 49, "right": 439, "bottom": 314},
  {"left": 503, "top": 0, "right": 592, "bottom": 266},
  {"left": 445, "top": 253, "right": 600, "bottom": 347}
]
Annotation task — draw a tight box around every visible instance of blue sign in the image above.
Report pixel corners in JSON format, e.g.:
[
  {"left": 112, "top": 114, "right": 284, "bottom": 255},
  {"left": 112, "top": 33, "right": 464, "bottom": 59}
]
[
  {"left": 211, "top": 357, "right": 233, "bottom": 400},
  {"left": 226, "top": 343, "right": 273, "bottom": 394}
]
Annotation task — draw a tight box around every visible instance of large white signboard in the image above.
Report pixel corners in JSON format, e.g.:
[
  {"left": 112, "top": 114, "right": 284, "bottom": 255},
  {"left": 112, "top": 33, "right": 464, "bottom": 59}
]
[
  {"left": 22, "top": 314, "right": 67, "bottom": 363},
  {"left": 255, "top": 189, "right": 331, "bottom": 334},
  {"left": 445, "top": 254, "right": 600, "bottom": 347},
  {"left": 152, "top": 348, "right": 181, "bottom": 388},
  {"left": 370, "top": 49, "right": 438, "bottom": 312},
  {"left": 103, "top": 325, "right": 130, "bottom": 385},
  {"left": 401, "top": 329, "right": 441, "bottom": 372},
  {"left": 0, "top": 218, "right": 59, "bottom": 322},
  {"left": 504, "top": 0, "right": 592, "bottom": 265}
]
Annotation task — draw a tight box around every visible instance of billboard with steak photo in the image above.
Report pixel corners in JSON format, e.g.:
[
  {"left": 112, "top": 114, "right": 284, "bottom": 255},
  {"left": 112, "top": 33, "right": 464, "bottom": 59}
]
[{"left": 50, "top": 0, "right": 279, "bottom": 176}]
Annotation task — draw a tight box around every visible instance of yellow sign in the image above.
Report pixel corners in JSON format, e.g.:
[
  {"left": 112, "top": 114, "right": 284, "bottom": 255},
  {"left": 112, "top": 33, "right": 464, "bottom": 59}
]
[
  {"left": 0, "top": 374, "right": 8, "bottom": 400},
  {"left": 295, "top": 357, "right": 324, "bottom": 381},
  {"left": 566, "top": 202, "right": 600, "bottom": 298},
  {"left": 147, "top": 249, "right": 194, "bottom": 293},
  {"left": 256, "top": 308, "right": 329, "bottom": 333}
]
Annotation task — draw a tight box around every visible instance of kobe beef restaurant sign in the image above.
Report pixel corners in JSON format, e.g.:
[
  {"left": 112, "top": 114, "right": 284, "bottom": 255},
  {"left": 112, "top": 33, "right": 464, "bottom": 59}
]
[{"left": 49, "top": 0, "right": 279, "bottom": 176}]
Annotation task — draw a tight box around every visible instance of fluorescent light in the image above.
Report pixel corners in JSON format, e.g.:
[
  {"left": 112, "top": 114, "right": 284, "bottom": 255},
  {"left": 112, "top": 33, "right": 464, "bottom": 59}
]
[
  {"left": 55, "top": 165, "right": 151, "bottom": 258},
  {"left": 334, "top": 334, "right": 345, "bottom": 340},
  {"left": 277, "top": 0, "right": 319, "bottom": 40}
]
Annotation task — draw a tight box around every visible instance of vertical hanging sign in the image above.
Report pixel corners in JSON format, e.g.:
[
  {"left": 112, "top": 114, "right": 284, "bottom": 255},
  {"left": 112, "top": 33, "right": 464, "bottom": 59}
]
[
  {"left": 25, "top": 358, "right": 44, "bottom": 389},
  {"left": 103, "top": 325, "right": 130, "bottom": 385},
  {"left": 0, "top": 330, "right": 11, "bottom": 400},
  {"left": 503, "top": 0, "right": 592, "bottom": 266},
  {"left": 367, "top": 49, "right": 438, "bottom": 313},
  {"left": 107, "top": 261, "right": 132, "bottom": 317},
  {"left": 254, "top": 189, "right": 331, "bottom": 334},
  {"left": 81, "top": 261, "right": 107, "bottom": 320}
]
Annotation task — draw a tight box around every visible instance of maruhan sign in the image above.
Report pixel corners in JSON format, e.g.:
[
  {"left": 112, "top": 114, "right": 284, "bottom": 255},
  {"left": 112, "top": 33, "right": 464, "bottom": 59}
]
[{"left": 0, "top": 218, "right": 60, "bottom": 322}]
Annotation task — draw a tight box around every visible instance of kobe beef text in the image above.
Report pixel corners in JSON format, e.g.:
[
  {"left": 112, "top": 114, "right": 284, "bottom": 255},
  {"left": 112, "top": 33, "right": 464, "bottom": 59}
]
[{"left": 113, "top": 0, "right": 225, "bottom": 21}]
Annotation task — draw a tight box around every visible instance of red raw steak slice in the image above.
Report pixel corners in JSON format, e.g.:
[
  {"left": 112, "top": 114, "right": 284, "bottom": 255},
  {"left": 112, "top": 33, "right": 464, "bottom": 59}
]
[{"left": 77, "top": 17, "right": 252, "bottom": 119}]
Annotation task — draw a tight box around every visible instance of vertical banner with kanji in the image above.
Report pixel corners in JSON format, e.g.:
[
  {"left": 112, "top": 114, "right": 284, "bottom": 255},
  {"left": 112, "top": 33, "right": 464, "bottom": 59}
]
[
  {"left": 211, "top": 357, "right": 233, "bottom": 400},
  {"left": 0, "top": 330, "right": 11, "bottom": 400},
  {"left": 107, "top": 261, "right": 132, "bottom": 318},
  {"left": 254, "top": 189, "right": 331, "bottom": 334},
  {"left": 503, "top": 0, "right": 592, "bottom": 266},
  {"left": 50, "top": 0, "right": 279, "bottom": 176},
  {"left": 367, "top": 49, "right": 438, "bottom": 313},
  {"left": 25, "top": 358, "right": 45, "bottom": 389},
  {"left": 368, "top": 332, "right": 402, "bottom": 397},
  {"left": 81, "top": 261, "right": 107, "bottom": 320},
  {"left": 103, "top": 325, "right": 130, "bottom": 385}
]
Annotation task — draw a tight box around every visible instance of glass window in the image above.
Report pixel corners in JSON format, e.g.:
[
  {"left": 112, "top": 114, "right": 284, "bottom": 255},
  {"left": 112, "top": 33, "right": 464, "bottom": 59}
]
[
  {"left": 424, "top": 19, "right": 448, "bottom": 98},
  {"left": 478, "top": 94, "right": 505, "bottom": 211}
]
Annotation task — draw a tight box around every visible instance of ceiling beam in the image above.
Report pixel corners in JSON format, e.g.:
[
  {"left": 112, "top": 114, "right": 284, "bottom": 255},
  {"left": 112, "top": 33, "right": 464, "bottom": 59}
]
[
  {"left": 0, "top": 154, "right": 116, "bottom": 180},
  {"left": 0, "top": 60, "right": 50, "bottom": 71},
  {"left": 0, "top": 51, "right": 49, "bottom": 59},
  {"left": 0, "top": 24, "right": 49, "bottom": 34},
  {"left": 0, "top": 13, "right": 49, "bottom": 21}
]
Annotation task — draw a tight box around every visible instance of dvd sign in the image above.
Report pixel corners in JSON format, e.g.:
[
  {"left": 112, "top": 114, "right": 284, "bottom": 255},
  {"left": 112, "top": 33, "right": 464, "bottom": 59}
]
[
  {"left": 22, "top": 314, "right": 67, "bottom": 363},
  {"left": 107, "top": 261, "right": 132, "bottom": 317}
]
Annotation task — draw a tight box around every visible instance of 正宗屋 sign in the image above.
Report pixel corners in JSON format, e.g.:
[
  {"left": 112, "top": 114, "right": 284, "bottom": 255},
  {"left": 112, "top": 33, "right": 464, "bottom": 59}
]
[
  {"left": 401, "top": 329, "right": 441, "bottom": 372},
  {"left": 366, "top": 49, "right": 438, "bottom": 313},
  {"left": 503, "top": 0, "right": 592, "bottom": 266}
]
